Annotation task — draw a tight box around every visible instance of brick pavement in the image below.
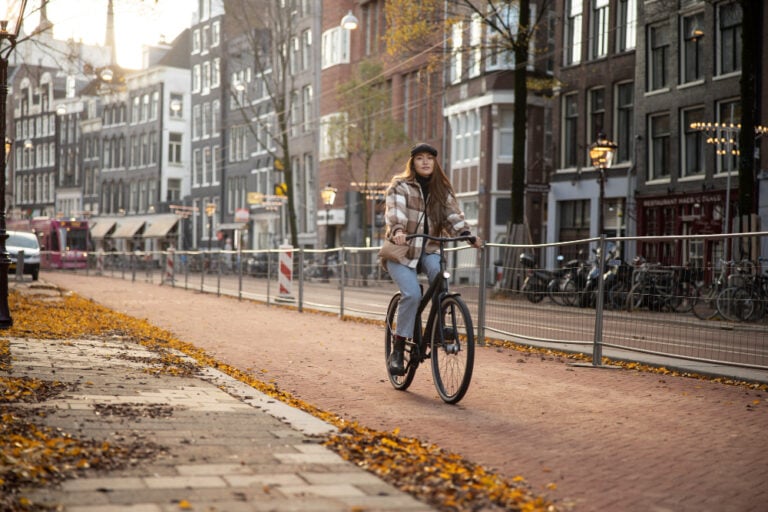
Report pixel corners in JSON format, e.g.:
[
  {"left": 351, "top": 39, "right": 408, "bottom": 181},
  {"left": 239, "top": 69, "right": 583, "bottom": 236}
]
[
  {"left": 3, "top": 294, "right": 434, "bottom": 511},
  {"left": 33, "top": 273, "right": 768, "bottom": 512}
]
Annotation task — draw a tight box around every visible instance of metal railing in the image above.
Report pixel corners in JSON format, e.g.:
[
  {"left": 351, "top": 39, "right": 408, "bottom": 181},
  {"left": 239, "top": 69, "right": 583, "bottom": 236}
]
[{"left": 55, "top": 231, "right": 768, "bottom": 377}]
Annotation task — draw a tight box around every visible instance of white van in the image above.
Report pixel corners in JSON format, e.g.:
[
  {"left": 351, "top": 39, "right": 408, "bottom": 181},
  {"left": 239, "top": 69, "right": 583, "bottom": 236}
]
[{"left": 7, "top": 231, "right": 41, "bottom": 280}]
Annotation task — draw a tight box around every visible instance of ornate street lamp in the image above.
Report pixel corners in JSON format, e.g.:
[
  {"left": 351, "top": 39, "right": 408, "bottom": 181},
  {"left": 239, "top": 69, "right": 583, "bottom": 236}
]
[
  {"left": 320, "top": 183, "right": 337, "bottom": 281},
  {"left": 589, "top": 133, "right": 618, "bottom": 236},
  {"left": 0, "top": 0, "right": 29, "bottom": 329}
]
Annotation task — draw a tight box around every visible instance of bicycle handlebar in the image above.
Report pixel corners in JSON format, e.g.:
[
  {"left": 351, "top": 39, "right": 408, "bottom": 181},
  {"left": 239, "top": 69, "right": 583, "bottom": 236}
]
[{"left": 405, "top": 233, "right": 477, "bottom": 245}]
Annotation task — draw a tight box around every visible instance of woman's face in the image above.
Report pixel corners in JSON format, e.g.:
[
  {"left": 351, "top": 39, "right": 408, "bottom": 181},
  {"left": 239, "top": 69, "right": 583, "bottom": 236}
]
[{"left": 413, "top": 153, "right": 435, "bottom": 178}]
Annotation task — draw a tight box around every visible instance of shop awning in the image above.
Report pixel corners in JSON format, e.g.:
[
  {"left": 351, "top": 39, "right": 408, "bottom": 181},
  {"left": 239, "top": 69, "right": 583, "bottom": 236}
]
[
  {"left": 217, "top": 222, "right": 248, "bottom": 231},
  {"left": 111, "top": 218, "right": 146, "bottom": 238},
  {"left": 90, "top": 219, "right": 117, "bottom": 240},
  {"left": 142, "top": 215, "right": 179, "bottom": 238}
]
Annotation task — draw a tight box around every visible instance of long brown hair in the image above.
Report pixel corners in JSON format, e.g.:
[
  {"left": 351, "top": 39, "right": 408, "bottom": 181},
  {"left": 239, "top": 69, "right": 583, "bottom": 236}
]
[{"left": 395, "top": 156, "right": 456, "bottom": 234}]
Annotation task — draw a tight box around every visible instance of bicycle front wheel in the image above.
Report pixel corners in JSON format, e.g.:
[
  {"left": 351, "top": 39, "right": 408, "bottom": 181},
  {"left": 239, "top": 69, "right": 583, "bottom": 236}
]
[
  {"left": 430, "top": 296, "right": 475, "bottom": 404},
  {"left": 385, "top": 293, "right": 418, "bottom": 390}
]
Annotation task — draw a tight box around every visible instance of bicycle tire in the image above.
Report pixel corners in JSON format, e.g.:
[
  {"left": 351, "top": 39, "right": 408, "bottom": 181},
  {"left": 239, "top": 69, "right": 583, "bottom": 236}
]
[
  {"left": 716, "top": 286, "right": 754, "bottom": 322},
  {"left": 384, "top": 293, "right": 418, "bottom": 390},
  {"left": 559, "top": 278, "right": 579, "bottom": 306},
  {"left": 430, "top": 295, "right": 475, "bottom": 404},
  {"left": 626, "top": 282, "right": 645, "bottom": 312},
  {"left": 522, "top": 276, "right": 546, "bottom": 303},
  {"left": 692, "top": 284, "right": 719, "bottom": 320}
]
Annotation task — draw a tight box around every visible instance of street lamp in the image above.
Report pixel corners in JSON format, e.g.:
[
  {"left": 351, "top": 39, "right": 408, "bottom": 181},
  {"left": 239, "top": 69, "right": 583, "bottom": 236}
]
[
  {"left": 589, "top": 133, "right": 618, "bottom": 236},
  {"left": 205, "top": 203, "right": 216, "bottom": 252},
  {"left": 340, "top": 10, "right": 359, "bottom": 30},
  {"left": 321, "top": 183, "right": 337, "bottom": 281},
  {"left": 0, "top": 0, "right": 28, "bottom": 329}
]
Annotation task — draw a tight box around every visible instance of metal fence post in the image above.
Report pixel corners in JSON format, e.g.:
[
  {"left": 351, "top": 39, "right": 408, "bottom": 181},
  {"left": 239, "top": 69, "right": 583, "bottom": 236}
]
[
  {"left": 297, "top": 249, "right": 304, "bottom": 313},
  {"left": 592, "top": 235, "right": 607, "bottom": 366},
  {"left": 477, "top": 243, "right": 487, "bottom": 346},
  {"left": 339, "top": 247, "right": 345, "bottom": 318}
]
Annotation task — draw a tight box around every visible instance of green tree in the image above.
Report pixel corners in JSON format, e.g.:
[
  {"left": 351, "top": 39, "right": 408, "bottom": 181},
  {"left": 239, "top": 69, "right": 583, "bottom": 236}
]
[{"left": 331, "top": 60, "right": 408, "bottom": 248}]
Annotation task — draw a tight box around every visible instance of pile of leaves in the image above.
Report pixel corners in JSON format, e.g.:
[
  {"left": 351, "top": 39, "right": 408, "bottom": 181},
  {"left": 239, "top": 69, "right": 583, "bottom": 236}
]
[{"left": 2, "top": 289, "right": 558, "bottom": 511}]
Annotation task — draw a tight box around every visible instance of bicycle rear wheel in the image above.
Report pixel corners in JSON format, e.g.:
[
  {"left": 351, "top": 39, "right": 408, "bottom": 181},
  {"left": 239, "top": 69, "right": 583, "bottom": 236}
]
[
  {"left": 385, "top": 293, "right": 418, "bottom": 390},
  {"left": 430, "top": 296, "right": 475, "bottom": 404},
  {"left": 716, "top": 286, "right": 754, "bottom": 322},
  {"left": 692, "top": 284, "right": 719, "bottom": 320}
]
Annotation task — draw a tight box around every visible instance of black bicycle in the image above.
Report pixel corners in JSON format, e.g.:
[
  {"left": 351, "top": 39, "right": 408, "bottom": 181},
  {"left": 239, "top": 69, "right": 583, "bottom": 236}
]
[{"left": 384, "top": 234, "right": 477, "bottom": 404}]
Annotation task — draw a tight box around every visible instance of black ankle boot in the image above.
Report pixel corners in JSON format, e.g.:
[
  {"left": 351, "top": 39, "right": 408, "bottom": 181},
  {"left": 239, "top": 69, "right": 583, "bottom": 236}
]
[{"left": 388, "top": 335, "right": 406, "bottom": 376}]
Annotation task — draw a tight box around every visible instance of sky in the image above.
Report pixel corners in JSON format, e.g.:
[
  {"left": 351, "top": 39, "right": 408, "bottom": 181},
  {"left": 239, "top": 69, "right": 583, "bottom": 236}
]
[{"left": 28, "top": 0, "right": 193, "bottom": 69}]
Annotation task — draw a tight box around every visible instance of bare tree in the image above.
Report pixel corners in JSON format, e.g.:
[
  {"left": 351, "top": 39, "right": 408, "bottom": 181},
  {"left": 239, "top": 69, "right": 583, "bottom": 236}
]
[{"left": 224, "top": 0, "right": 304, "bottom": 248}]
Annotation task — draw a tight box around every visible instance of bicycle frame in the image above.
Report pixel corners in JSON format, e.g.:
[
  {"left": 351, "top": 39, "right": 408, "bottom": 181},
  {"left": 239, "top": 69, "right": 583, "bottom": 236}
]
[{"left": 411, "top": 242, "right": 461, "bottom": 360}]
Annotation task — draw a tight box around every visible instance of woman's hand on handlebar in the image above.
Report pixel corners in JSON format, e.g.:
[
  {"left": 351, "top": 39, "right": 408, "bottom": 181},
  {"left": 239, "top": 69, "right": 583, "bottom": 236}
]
[
  {"left": 392, "top": 231, "right": 408, "bottom": 245},
  {"left": 468, "top": 236, "right": 483, "bottom": 249}
]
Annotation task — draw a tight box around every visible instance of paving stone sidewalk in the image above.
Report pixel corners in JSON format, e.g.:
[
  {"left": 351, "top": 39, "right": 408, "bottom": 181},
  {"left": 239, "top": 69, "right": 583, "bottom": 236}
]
[{"left": 5, "top": 336, "right": 434, "bottom": 511}]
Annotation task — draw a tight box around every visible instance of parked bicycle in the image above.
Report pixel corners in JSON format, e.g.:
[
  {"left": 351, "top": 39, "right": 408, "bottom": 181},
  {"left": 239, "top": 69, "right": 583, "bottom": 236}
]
[
  {"left": 384, "top": 234, "right": 476, "bottom": 404},
  {"left": 715, "top": 259, "right": 767, "bottom": 322},
  {"left": 692, "top": 260, "right": 731, "bottom": 320}
]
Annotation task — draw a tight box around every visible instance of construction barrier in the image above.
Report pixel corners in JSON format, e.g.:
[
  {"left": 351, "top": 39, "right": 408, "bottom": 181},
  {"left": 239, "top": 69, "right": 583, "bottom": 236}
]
[
  {"left": 277, "top": 244, "right": 294, "bottom": 302},
  {"left": 162, "top": 248, "right": 175, "bottom": 285}
]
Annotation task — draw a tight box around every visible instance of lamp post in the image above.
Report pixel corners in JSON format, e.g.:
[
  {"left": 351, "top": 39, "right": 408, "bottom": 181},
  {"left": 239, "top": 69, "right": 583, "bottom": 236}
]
[
  {"left": 688, "top": 122, "right": 768, "bottom": 236},
  {"left": 0, "top": 0, "right": 29, "bottom": 329},
  {"left": 589, "top": 133, "right": 618, "bottom": 236},
  {"left": 205, "top": 203, "right": 216, "bottom": 251},
  {"left": 320, "top": 183, "right": 337, "bottom": 281}
]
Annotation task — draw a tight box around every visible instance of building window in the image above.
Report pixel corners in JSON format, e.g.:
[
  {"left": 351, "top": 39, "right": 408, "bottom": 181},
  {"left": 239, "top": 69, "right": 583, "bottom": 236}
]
[
  {"left": 451, "top": 110, "right": 480, "bottom": 166},
  {"left": 321, "top": 27, "right": 350, "bottom": 69},
  {"left": 212, "top": 58, "right": 220, "bottom": 88},
  {"left": 193, "top": 149, "right": 202, "bottom": 186},
  {"left": 212, "top": 20, "right": 220, "bottom": 47},
  {"left": 648, "top": 113, "right": 670, "bottom": 180},
  {"left": 468, "top": 14, "right": 482, "bottom": 78},
  {"left": 564, "top": 0, "right": 582, "bottom": 65},
  {"left": 193, "top": 105, "right": 201, "bottom": 139},
  {"left": 616, "top": 0, "right": 636, "bottom": 52},
  {"left": 562, "top": 93, "right": 579, "bottom": 168},
  {"left": 615, "top": 82, "right": 634, "bottom": 162},
  {"left": 588, "top": 88, "right": 605, "bottom": 143},
  {"left": 717, "top": 2, "right": 742, "bottom": 75},
  {"left": 589, "top": 0, "right": 609, "bottom": 60},
  {"left": 681, "top": 12, "right": 704, "bottom": 83},
  {"left": 170, "top": 93, "right": 183, "bottom": 118},
  {"left": 202, "top": 102, "right": 211, "bottom": 138},
  {"left": 167, "top": 178, "right": 181, "bottom": 202},
  {"left": 648, "top": 24, "right": 670, "bottom": 91},
  {"left": 320, "top": 113, "right": 347, "bottom": 161},
  {"left": 681, "top": 108, "right": 704, "bottom": 178},
  {"left": 169, "top": 133, "right": 182, "bottom": 164},
  {"left": 450, "top": 21, "right": 463, "bottom": 84},
  {"left": 192, "top": 29, "right": 200, "bottom": 53},
  {"left": 301, "top": 29, "right": 312, "bottom": 71},
  {"left": 290, "top": 36, "right": 299, "bottom": 76},
  {"left": 192, "top": 64, "right": 201, "bottom": 93},
  {"left": 212, "top": 99, "right": 220, "bottom": 136},
  {"left": 302, "top": 85, "right": 312, "bottom": 132}
]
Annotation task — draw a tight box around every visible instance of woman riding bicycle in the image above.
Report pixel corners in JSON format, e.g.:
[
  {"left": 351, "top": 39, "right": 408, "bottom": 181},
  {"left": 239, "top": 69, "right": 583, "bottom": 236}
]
[{"left": 380, "top": 142, "right": 482, "bottom": 376}]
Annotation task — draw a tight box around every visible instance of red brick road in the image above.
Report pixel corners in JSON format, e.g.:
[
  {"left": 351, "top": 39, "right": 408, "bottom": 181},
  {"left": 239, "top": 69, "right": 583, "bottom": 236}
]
[{"left": 42, "top": 273, "right": 768, "bottom": 512}]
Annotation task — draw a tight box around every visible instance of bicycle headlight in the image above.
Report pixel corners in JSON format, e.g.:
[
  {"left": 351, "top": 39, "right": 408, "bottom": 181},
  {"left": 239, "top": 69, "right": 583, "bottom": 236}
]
[{"left": 443, "top": 270, "right": 451, "bottom": 279}]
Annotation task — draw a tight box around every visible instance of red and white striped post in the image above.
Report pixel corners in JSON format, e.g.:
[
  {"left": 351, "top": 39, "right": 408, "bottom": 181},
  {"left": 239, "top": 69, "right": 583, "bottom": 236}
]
[
  {"left": 162, "top": 248, "right": 175, "bottom": 286},
  {"left": 277, "top": 244, "right": 294, "bottom": 302}
]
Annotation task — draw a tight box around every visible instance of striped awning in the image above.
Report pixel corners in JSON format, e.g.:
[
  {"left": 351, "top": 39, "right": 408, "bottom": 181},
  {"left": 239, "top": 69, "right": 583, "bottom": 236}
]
[
  {"left": 111, "top": 218, "right": 146, "bottom": 238},
  {"left": 90, "top": 219, "right": 117, "bottom": 240},
  {"left": 142, "top": 215, "right": 179, "bottom": 238}
]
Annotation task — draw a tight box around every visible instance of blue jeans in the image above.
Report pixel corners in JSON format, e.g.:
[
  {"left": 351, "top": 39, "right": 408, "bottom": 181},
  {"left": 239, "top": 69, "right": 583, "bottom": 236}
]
[{"left": 387, "top": 253, "right": 441, "bottom": 339}]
